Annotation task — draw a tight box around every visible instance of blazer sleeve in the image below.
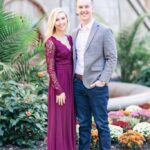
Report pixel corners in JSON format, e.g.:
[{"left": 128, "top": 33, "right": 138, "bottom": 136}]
[
  {"left": 45, "top": 39, "right": 63, "bottom": 95},
  {"left": 99, "top": 29, "right": 117, "bottom": 83}
]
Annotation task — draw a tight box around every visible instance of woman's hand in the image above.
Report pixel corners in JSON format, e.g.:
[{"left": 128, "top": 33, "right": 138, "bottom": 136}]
[{"left": 56, "top": 92, "right": 66, "bottom": 106}]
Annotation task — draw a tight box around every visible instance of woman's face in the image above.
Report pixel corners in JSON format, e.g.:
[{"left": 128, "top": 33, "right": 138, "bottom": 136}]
[{"left": 54, "top": 12, "right": 68, "bottom": 33}]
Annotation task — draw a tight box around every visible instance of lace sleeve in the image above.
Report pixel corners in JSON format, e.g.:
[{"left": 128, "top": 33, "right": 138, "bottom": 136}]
[{"left": 45, "top": 39, "right": 63, "bottom": 95}]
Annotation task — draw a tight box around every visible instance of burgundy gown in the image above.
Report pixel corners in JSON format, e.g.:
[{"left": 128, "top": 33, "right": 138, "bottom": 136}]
[{"left": 45, "top": 35, "right": 76, "bottom": 150}]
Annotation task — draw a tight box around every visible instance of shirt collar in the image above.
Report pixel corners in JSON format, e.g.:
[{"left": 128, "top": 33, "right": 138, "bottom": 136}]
[{"left": 79, "top": 19, "right": 94, "bottom": 30}]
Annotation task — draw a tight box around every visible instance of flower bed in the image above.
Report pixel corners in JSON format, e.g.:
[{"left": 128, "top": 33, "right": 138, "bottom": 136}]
[
  {"left": 77, "top": 102, "right": 150, "bottom": 149},
  {"left": 104, "top": 103, "right": 150, "bottom": 149}
]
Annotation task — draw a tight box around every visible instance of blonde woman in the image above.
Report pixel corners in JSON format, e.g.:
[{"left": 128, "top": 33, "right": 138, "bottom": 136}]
[{"left": 45, "top": 8, "right": 76, "bottom": 150}]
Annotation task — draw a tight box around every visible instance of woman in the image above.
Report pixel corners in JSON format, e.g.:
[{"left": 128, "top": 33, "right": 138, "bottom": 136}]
[{"left": 45, "top": 8, "right": 76, "bottom": 150}]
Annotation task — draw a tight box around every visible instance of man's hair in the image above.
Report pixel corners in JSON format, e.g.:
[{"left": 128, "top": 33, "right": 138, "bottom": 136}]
[{"left": 76, "top": 0, "right": 94, "bottom": 3}]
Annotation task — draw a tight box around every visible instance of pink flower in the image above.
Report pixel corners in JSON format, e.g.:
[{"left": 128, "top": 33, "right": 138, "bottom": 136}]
[
  {"left": 108, "top": 111, "right": 124, "bottom": 120},
  {"left": 138, "top": 109, "right": 150, "bottom": 118},
  {"left": 26, "top": 111, "right": 31, "bottom": 116},
  {"left": 130, "top": 112, "right": 139, "bottom": 117}
]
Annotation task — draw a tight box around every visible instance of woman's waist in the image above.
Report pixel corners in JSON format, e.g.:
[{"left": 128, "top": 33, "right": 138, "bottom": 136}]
[{"left": 55, "top": 63, "right": 73, "bottom": 69}]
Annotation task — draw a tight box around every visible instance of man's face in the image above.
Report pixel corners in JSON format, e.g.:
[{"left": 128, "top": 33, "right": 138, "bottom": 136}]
[{"left": 76, "top": 0, "right": 93, "bottom": 23}]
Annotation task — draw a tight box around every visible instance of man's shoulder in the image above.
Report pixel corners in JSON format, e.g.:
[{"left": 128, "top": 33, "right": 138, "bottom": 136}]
[{"left": 94, "top": 21, "right": 112, "bottom": 32}]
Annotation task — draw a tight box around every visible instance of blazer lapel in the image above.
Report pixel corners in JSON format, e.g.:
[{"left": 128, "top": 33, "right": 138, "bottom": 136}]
[
  {"left": 72, "top": 28, "right": 79, "bottom": 72},
  {"left": 85, "top": 21, "right": 99, "bottom": 50},
  {"left": 73, "top": 29, "right": 79, "bottom": 53}
]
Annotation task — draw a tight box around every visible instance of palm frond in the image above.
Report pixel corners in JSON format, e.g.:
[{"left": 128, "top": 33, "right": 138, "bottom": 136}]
[
  {"left": 13, "top": 56, "right": 30, "bottom": 82},
  {"left": 117, "top": 14, "right": 147, "bottom": 55},
  {"left": 0, "top": 62, "right": 14, "bottom": 79},
  {"left": 0, "top": 10, "right": 37, "bottom": 63}
]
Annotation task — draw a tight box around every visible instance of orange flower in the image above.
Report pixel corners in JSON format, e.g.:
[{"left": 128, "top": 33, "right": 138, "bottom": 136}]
[
  {"left": 118, "top": 130, "right": 145, "bottom": 148},
  {"left": 37, "top": 72, "right": 44, "bottom": 78},
  {"left": 26, "top": 111, "right": 31, "bottom": 116},
  {"left": 123, "top": 110, "right": 130, "bottom": 116},
  {"left": 91, "top": 129, "right": 98, "bottom": 143},
  {"left": 91, "top": 129, "right": 98, "bottom": 137}
]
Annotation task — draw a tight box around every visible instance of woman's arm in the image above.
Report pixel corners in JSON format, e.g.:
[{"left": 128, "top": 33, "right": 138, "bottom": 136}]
[{"left": 45, "top": 39, "right": 63, "bottom": 95}]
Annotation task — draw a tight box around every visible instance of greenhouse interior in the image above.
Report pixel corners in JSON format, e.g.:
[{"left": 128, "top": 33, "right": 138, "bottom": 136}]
[{"left": 1, "top": 0, "right": 150, "bottom": 149}]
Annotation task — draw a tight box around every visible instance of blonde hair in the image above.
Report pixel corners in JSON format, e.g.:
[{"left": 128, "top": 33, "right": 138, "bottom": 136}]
[{"left": 45, "top": 8, "right": 68, "bottom": 42}]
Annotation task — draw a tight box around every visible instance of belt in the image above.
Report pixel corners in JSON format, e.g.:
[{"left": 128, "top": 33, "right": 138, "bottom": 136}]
[{"left": 75, "top": 74, "right": 83, "bottom": 80}]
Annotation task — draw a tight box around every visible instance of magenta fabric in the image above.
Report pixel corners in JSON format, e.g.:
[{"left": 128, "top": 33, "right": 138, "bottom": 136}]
[{"left": 45, "top": 35, "right": 76, "bottom": 150}]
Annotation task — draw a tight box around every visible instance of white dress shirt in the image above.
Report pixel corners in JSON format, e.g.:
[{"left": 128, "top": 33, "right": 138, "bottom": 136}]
[{"left": 75, "top": 19, "right": 94, "bottom": 75}]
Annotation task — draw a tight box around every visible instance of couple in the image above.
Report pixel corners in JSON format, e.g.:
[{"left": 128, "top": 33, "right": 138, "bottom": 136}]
[{"left": 45, "top": 0, "right": 117, "bottom": 150}]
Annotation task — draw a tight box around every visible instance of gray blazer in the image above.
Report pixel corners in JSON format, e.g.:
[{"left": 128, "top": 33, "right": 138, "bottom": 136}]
[{"left": 73, "top": 21, "right": 117, "bottom": 89}]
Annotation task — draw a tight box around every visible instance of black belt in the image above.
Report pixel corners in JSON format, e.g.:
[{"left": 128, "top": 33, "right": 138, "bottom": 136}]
[{"left": 75, "top": 74, "right": 83, "bottom": 80}]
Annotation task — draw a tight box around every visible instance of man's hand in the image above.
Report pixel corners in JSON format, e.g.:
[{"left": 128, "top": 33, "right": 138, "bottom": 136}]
[
  {"left": 56, "top": 92, "right": 66, "bottom": 106},
  {"left": 90, "top": 80, "right": 106, "bottom": 88}
]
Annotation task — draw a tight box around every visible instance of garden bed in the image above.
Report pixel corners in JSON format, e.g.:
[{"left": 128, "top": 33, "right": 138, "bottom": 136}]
[{"left": 1, "top": 142, "right": 150, "bottom": 150}]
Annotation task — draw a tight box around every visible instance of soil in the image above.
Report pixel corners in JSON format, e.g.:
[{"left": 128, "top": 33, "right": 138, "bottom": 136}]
[{"left": 0, "top": 142, "right": 150, "bottom": 150}]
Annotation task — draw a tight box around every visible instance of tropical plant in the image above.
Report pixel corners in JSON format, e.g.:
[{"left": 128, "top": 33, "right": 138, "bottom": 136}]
[
  {"left": 0, "top": 1, "right": 45, "bottom": 82},
  {"left": 117, "top": 15, "right": 150, "bottom": 82}
]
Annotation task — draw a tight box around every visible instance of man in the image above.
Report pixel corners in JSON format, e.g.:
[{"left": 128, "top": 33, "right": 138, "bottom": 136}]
[{"left": 73, "top": 0, "right": 117, "bottom": 150}]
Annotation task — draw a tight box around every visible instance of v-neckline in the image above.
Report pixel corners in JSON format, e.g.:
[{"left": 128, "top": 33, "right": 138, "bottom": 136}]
[{"left": 52, "top": 35, "right": 71, "bottom": 51}]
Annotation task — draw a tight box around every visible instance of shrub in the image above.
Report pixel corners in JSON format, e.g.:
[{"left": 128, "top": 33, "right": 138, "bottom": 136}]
[
  {"left": 125, "top": 105, "right": 142, "bottom": 112},
  {"left": 136, "top": 66, "right": 150, "bottom": 87},
  {"left": 109, "top": 125, "right": 123, "bottom": 142},
  {"left": 119, "top": 130, "right": 145, "bottom": 149},
  {"left": 139, "top": 103, "right": 150, "bottom": 109},
  {"left": 119, "top": 116, "right": 140, "bottom": 128},
  {"left": 112, "top": 121, "right": 131, "bottom": 132},
  {"left": 130, "top": 109, "right": 150, "bottom": 122},
  {"left": 0, "top": 80, "right": 47, "bottom": 147},
  {"left": 133, "top": 122, "right": 150, "bottom": 139},
  {"left": 108, "top": 111, "right": 124, "bottom": 121}
]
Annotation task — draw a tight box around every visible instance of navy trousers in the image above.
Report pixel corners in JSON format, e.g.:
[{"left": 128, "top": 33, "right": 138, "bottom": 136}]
[{"left": 74, "top": 79, "right": 111, "bottom": 150}]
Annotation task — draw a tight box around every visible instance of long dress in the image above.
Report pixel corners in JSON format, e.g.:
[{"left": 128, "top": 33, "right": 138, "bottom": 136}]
[{"left": 45, "top": 35, "right": 76, "bottom": 150}]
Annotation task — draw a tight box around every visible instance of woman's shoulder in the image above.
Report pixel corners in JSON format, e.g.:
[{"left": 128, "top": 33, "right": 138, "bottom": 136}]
[
  {"left": 45, "top": 36, "right": 55, "bottom": 45},
  {"left": 45, "top": 36, "right": 56, "bottom": 50}
]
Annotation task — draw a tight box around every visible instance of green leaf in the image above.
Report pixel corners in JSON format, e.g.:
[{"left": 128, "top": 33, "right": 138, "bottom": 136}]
[
  {"left": 0, "top": 126, "right": 4, "bottom": 136},
  {"left": 35, "top": 123, "right": 43, "bottom": 130},
  {"left": 10, "top": 118, "right": 19, "bottom": 127}
]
